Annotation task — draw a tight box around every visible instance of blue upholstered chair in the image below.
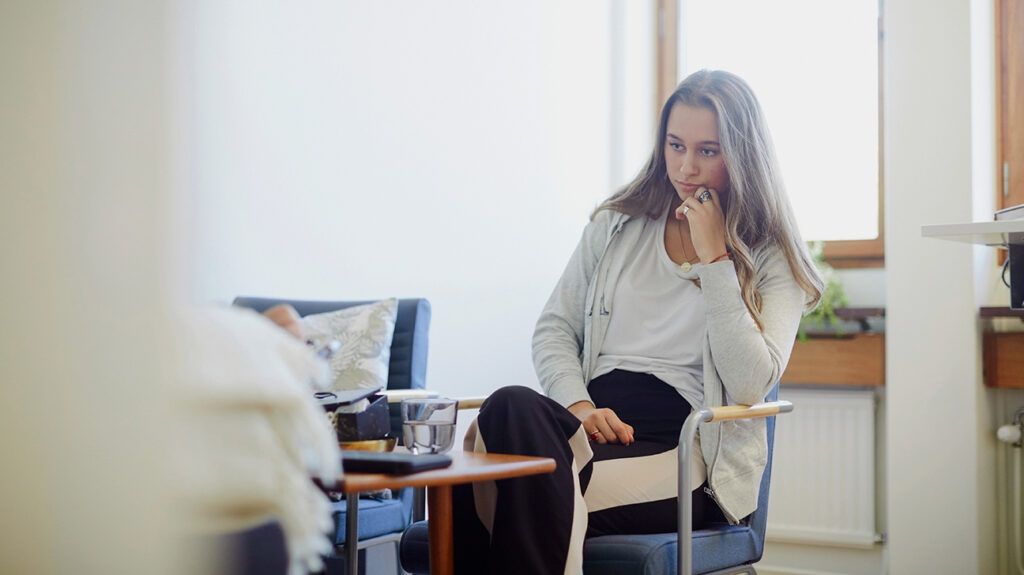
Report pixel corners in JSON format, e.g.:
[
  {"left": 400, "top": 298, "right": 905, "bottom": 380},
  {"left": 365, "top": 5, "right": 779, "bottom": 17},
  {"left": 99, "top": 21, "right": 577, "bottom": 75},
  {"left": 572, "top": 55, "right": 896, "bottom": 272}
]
[
  {"left": 398, "top": 384, "right": 790, "bottom": 575},
  {"left": 233, "top": 296, "right": 431, "bottom": 575}
]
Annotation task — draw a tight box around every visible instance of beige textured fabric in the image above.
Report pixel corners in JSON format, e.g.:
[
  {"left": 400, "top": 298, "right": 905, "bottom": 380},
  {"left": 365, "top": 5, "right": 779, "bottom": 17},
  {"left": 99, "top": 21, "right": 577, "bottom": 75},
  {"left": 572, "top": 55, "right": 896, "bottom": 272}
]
[{"left": 175, "top": 307, "right": 340, "bottom": 575}]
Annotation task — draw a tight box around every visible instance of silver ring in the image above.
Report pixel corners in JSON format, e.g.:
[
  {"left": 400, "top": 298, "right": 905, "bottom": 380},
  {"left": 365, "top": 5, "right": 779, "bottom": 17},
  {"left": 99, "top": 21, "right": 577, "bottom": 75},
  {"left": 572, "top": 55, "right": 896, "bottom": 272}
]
[
  {"left": 697, "top": 189, "right": 712, "bottom": 203},
  {"left": 682, "top": 205, "right": 690, "bottom": 215}
]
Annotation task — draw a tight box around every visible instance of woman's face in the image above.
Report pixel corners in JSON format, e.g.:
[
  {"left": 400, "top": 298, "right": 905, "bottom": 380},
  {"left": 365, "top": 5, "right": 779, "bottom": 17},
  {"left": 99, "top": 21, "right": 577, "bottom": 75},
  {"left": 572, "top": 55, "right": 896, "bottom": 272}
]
[{"left": 663, "top": 103, "right": 730, "bottom": 202}]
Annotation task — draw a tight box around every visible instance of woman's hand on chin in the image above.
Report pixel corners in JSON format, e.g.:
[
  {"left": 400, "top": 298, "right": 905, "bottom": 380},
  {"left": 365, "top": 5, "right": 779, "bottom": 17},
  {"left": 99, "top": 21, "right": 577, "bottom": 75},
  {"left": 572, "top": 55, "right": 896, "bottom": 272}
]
[
  {"left": 675, "top": 186, "right": 728, "bottom": 263},
  {"left": 567, "top": 401, "right": 634, "bottom": 445}
]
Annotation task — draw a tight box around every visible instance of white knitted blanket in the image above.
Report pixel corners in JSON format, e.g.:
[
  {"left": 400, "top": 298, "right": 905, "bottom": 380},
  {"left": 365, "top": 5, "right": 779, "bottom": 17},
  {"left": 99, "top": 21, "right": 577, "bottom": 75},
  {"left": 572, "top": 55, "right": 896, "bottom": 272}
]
[{"left": 173, "top": 306, "right": 341, "bottom": 575}]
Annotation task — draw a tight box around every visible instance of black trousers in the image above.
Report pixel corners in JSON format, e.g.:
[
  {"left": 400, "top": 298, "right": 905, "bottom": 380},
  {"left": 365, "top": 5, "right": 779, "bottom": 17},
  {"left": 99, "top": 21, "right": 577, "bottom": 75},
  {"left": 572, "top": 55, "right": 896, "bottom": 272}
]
[{"left": 452, "top": 370, "right": 725, "bottom": 575}]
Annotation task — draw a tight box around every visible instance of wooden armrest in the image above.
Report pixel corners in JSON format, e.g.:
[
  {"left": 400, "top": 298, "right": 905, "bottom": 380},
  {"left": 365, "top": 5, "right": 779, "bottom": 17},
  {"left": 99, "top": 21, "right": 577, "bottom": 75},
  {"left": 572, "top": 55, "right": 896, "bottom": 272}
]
[
  {"left": 380, "top": 389, "right": 440, "bottom": 403},
  {"left": 454, "top": 397, "right": 487, "bottom": 410},
  {"left": 380, "top": 389, "right": 488, "bottom": 410},
  {"left": 704, "top": 400, "right": 793, "bottom": 423}
]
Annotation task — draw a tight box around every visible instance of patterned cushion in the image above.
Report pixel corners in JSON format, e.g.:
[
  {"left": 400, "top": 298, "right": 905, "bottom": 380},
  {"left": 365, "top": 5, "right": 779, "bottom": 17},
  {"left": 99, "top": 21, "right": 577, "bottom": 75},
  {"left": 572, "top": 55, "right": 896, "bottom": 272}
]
[{"left": 302, "top": 298, "right": 398, "bottom": 393}]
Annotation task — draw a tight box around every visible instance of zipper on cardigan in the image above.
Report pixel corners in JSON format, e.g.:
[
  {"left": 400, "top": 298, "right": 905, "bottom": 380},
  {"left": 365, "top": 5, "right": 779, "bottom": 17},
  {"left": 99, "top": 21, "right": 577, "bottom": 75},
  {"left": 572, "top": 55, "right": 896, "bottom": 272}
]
[
  {"left": 586, "top": 220, "right": 622, "bottom": 319},
  {"left": 597, "top": 219, "right": 624, "bottom": 318},
  {"left": 584, "top": 215, "right": 626, "bottom": 382},
  {"left": 702, "top": 485, "right": 730, "bottom": 520}
]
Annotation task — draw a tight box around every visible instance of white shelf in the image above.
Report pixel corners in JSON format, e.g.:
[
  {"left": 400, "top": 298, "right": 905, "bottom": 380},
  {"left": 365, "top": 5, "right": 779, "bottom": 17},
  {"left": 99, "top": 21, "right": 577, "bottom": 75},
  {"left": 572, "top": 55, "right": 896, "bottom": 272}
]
[{"left": 921, "top": 219, "right": 1024, "bottom": 246}]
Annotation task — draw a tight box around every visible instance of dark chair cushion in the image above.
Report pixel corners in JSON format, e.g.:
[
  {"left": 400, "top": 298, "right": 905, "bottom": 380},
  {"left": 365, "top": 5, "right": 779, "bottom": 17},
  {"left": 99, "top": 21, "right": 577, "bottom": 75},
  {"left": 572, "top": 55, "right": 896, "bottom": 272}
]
[
  {"left": 399, "top": 521, "right": 759, "bottom": 575},
  {"left": 217, "top": 520, "right": 289, "bottom": 575},
  {"left": 581, "top": 525, "right": 759, "bottom": 575},
  {"left": 332, "top": 487, "right": 414, "bottom": 545},
  {"left": 399, "top": 521, "right": 430, "bottom": 574}
]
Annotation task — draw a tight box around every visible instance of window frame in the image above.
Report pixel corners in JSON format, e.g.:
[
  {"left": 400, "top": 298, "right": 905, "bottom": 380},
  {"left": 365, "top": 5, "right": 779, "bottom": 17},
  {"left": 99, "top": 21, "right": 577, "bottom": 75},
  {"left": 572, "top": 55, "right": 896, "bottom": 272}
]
[
  {"left": 655, "top": 0, "right": 885, "bottom": 268},
  {"left": 997, "top": 0, "right": 1024, "bottom": 212}
]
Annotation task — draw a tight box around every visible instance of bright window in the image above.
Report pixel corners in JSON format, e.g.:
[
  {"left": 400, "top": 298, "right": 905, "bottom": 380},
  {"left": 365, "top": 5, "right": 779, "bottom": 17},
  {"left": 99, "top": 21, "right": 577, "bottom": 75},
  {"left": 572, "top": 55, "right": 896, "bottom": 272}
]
[{"left": 678, "top": 0, "right": 880, "bottom": 242}]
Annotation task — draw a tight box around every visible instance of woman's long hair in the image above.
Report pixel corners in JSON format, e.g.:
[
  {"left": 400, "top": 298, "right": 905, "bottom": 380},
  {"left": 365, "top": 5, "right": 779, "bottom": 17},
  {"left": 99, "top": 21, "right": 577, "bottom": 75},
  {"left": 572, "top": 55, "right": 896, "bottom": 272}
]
[{"left": 595, "top": 69, "right": 823, "bottom": 326}]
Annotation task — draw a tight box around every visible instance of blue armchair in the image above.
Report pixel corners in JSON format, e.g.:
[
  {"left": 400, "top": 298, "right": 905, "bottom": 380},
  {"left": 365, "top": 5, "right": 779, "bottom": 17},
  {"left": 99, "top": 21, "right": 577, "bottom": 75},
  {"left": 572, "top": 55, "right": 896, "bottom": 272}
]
[
  {"left": 233, "top": 296, "right": 431, "bottom": 575},
  {"left": 398, "top": 384, "right": 790, "bottom": 575}
]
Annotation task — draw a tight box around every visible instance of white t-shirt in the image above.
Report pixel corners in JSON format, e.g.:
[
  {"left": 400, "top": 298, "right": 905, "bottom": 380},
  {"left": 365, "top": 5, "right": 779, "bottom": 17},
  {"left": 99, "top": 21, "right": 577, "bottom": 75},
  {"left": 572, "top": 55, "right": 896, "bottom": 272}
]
[{"left": 593, "top": 214, "right": 706, "bottom": 411}]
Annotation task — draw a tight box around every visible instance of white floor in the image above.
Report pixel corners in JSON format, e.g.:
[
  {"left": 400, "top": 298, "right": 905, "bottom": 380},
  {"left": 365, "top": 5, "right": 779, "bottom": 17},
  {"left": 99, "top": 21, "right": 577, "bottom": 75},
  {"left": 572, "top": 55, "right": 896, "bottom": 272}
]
[{"left": 757, "top": 541, "right": 886, "bottom": 575}]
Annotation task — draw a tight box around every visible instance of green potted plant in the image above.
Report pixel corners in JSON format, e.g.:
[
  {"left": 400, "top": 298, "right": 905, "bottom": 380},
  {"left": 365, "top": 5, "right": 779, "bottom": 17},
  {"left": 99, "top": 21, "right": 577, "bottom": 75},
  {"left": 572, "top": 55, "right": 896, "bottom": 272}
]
[{"left": 798, "top": 241, "right": 850, "bottom": 341}]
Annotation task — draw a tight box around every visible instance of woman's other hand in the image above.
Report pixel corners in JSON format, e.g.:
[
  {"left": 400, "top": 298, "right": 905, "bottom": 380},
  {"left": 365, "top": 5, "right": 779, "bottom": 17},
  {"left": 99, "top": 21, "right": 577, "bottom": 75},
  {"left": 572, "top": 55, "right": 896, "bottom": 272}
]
[
  {"left": 567, "top": 401, "right": 635, "bottom": 445},
  {"left": 675, "top": 186, "right": 728, "bottom": 263}
]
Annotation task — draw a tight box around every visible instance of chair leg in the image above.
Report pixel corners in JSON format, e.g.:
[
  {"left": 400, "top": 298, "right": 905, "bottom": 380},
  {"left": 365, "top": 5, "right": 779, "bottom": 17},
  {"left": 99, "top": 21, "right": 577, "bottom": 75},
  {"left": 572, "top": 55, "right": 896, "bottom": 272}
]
[
  {"left": 346, "top": 497, "right": 360, "bottom": 575},
  {"left": 412, "top": 487, "right": 426, "bottom": 522},
  {"left": 394, "top": 539, "right": 405, "bottom": 575}
]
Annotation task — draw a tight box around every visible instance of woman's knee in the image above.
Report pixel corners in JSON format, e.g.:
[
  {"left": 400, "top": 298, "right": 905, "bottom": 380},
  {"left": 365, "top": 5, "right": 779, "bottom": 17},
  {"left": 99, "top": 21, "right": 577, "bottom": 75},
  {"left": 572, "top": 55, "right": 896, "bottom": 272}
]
[{"left": 481, "top": 385, "right": 544, "bottom": 412}]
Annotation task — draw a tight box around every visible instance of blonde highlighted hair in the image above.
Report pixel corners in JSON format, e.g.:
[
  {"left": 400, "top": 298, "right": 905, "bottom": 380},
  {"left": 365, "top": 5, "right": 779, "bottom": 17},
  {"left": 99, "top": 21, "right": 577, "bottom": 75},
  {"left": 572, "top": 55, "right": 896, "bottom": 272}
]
[{"left": 595, "top": 69, "right": 823, "bottom": 325}]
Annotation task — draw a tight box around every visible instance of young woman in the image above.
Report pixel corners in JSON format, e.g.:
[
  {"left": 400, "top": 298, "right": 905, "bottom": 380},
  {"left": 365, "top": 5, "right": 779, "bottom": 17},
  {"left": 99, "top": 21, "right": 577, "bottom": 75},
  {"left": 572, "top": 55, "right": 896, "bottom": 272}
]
[{"left": 451, "top": 69, "right": 824, "bottom": 575}]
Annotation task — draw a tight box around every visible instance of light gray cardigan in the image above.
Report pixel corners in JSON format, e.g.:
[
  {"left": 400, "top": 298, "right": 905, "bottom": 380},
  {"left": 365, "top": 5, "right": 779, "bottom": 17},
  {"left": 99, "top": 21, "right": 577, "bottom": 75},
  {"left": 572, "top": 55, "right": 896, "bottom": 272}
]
[{"left": 532, "top": 209, "right": 806, "bottom": 523}]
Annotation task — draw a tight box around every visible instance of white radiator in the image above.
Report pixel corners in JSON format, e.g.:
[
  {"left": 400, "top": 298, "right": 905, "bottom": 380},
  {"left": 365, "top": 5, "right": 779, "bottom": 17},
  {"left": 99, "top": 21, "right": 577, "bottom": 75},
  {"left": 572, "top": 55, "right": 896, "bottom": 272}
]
[{"left": 767, "top": 388, "right": 879, "bottom": 548}]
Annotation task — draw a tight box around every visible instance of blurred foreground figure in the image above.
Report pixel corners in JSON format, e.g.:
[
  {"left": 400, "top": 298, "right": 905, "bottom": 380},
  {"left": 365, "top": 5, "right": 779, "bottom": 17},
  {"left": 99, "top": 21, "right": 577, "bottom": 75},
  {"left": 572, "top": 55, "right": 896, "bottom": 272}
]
[{"left": 174, "top": 306, "right": 340, "bottom": 575}]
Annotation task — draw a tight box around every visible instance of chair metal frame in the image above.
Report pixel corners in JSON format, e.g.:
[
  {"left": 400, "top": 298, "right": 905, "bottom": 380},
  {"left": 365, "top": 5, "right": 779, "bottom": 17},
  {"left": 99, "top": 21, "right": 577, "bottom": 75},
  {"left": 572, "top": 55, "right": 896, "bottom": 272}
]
[
  {"left": 676, "top": 400, "right": 793, "bottom": 575},
  {"left": 344, "top": 501, "right": 405, "bottom": 575}
]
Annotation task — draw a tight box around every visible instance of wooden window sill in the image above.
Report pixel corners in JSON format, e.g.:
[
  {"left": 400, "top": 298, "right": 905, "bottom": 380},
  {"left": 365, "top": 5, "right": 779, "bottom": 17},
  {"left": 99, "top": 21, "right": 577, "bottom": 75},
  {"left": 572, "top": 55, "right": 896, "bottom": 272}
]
[
  {"left": 781, "top": 308, "right": 1024, "bottom": 389},
  {"left": 783, "top": 333, "right": 885, "bottom": 387},
  {"left": 783, "top": 308, "right": 886, "bottom": 387}
]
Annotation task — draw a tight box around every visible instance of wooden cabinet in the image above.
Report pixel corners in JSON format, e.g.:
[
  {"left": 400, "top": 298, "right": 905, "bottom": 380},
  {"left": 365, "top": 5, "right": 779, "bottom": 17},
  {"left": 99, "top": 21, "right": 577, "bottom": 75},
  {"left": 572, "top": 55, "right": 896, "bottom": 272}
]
[
  {"left": 781, "top": 309, "right": 886, "bottom": 387},
  {"left": 980, "top": 307, "right": 1024, "bottom": 388},
  {"left": 983, "top": 332, "right": 1024, "bottom": 388},
  {"left": 783, "top": 333, "right": 886, "bottom": 387},
  {"left": 776, "top": 305, "right": 1024, "bottom": 388}
]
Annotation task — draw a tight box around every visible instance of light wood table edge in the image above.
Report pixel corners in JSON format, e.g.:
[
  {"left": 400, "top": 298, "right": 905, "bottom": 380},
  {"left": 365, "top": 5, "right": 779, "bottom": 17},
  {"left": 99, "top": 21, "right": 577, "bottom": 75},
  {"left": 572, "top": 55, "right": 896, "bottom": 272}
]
[{"left": 339, "top": 451, "right": 556, "bottom": 493}]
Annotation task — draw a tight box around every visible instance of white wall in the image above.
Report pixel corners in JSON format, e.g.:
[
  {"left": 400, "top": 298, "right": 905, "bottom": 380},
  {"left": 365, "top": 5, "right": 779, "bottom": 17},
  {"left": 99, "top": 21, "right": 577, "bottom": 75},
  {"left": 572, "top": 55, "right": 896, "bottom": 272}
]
[
  {"left": 884, "top": 1, "right": 997, "bottom": 573},
  {"left": 175, "top": 1, "right": 642, "bottom": 399},
  {"left": 610, "top": 0, "right": 657, "bottom": 190}
]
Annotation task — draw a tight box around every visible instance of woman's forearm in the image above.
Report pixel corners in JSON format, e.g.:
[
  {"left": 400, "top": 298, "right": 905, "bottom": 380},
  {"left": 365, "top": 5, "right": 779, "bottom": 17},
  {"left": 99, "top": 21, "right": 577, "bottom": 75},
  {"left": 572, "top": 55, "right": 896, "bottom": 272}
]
[{"left": 700, "top": 254, "right": 805, "bottom": 404}]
